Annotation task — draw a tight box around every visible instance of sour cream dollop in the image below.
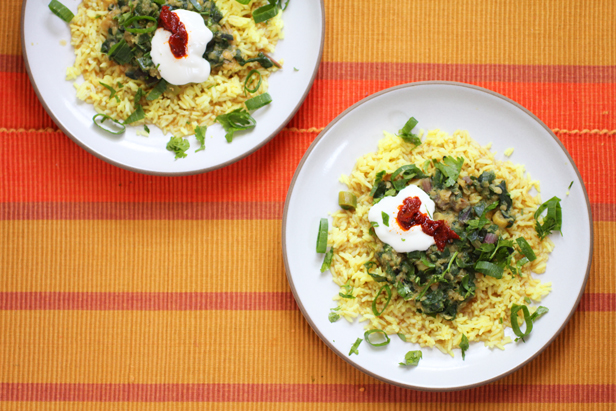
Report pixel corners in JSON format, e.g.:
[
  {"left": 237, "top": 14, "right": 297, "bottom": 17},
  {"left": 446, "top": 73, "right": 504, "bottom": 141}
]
[
  {"left": 368, "top": 185, "right": 436, "bottom": 253},
  {"left": 151, "top": 9, "right": 213, "bottom": 86}
]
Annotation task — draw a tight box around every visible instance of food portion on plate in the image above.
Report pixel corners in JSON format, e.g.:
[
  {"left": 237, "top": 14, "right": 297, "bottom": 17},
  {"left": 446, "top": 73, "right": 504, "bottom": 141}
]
[
  {"left": 50, "top": 0, "right": 286, "bottom": 158},
  {"left": 318, "top": 117, "right": 562, "bottom": 361}
]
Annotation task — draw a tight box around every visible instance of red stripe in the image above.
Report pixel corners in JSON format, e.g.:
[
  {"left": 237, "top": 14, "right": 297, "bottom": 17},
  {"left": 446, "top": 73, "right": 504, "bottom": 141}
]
[
  {"left": 11, "top": 55, "right": 616, "bottom": 82},
  {"left": 0, "top": 292, "right": 610, "bottom": 312},
  {"left": 0, "top": 383, "right": 614, "bottom": 402},
  {"left": 0, "top": 292, "right": 297, "bottom": 311},
  {"left": 316, "top": 62, "right": 616, "bottom": 83},
  {"left": 0, "top": 202, "right": 609, "bottom": 221},
  {"left": 577, "top": 293, "right": 616, "bottom": 312},
  {"left": 0, "top": 55, "right": 25, "bottom": 73},
  {"left": 0, "top": 202, "right": 283, "bottom": 220},
  {"left": 591, "top": 204, "right": 616, "bottom": 222}
]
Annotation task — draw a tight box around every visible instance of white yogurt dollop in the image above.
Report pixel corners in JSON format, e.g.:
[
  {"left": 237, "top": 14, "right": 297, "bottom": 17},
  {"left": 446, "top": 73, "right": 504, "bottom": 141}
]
[
  {"left": 368, "top": 185, "right": 436, "bottom": 253},
  {"left": 150, "top": 9, "right": 213, "bottom": 86}
]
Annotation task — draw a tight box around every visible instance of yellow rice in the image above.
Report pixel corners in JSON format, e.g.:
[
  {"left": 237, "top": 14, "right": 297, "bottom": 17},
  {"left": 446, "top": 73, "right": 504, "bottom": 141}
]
[
  {"left": 329, "top": 129, "right": 553, "bottom": 355},
  {"left": 66, "top": 0, "right": 283, "bottom": 136}
]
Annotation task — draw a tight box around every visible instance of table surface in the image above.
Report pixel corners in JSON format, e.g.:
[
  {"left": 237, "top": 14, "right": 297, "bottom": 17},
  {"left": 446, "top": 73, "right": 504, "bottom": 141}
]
[{"left": 2, "top": 0, "right": 615, "bottom": 409}]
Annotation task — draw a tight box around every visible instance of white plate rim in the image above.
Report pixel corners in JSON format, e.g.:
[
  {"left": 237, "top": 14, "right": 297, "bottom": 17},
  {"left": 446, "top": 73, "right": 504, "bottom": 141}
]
[
  {"left": 282, "top": 81, "right": 594, "bottom": 392},
  {"left": 20, "top": 0, "right": 325, "bottom": 176}
]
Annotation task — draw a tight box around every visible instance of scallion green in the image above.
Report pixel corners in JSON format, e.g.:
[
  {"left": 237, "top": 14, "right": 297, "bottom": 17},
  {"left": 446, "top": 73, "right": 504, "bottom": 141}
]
[
  {"left": 320, "top": 247, "right": 334, "bottom": 273},
  {"left": 316, "top": 218, "right": 328, "bottom": 253},
  {"left": 124, "top": 104, "right": 145, "bottom": 125},
  {"left": 348, "top": 338, "right": 362, "bottom": 356},
  {"left": 371, "top": 284, "right": 392, "bottom": 316},
  {"left": 511, "top": 303, "right": 533, "bottom": 342},
  {"left": 244, "top": 70, "right": 262, "bottom": 95},
  {"left": 245, "top": 93, "right": 272, "bottom": 111},
  {"left": 48, "top": 0, "right": 74, "bottom": 23},
  {"left": 92, "top": 114, "right": 126, "bottom": 135},
  {"left": 474, "top": 261, "right": 503, "bottom": 279},
  {"left": 364, "top": 329, "right": 391, "bottom": 347},
  {"left": 460, "top": 334, "right": 469, "bottom": 360}
]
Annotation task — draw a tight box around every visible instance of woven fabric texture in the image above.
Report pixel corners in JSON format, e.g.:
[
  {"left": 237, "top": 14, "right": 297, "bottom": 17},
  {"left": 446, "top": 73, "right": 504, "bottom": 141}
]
[{"left": 1, "top": 0, "right": 615, "bottom": 409}]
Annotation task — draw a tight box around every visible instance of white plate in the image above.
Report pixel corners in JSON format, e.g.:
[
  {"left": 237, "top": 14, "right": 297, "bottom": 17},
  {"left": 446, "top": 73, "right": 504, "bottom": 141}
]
[
  {"left": 21, "top": 0, "right": 324, "bottom": 176},
  {"left": 282, "top": 82, "right": 593, "bottom": 391}
]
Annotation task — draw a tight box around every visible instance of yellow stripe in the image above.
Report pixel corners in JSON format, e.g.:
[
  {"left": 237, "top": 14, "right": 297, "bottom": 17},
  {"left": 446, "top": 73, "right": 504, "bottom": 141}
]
[
  {"left": 324, "top": 0, "right": 616, "bottom": 65},
  {"left": 0, "top": 311, "right": 614, "bottom": 384},
  {"left": 2, "top": 221, "right": 610, "bottom": 293},
  {"left": 1, "top": 220, "right": 286, "bottom": 292}
]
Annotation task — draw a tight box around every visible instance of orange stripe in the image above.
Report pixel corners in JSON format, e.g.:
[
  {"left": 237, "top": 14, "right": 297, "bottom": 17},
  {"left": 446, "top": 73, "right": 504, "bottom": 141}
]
[
  {"left": 2, "top": 404, "right": 615, "bottom": 411},
  {"left": 0, "top": 121, "right": 615, "bottom": 203},
  {"left": 0, "top": 311, "right": 614, "bottom": 384}
]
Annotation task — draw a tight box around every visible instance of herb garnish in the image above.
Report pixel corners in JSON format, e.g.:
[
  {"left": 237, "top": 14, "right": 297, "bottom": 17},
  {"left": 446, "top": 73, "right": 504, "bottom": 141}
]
[
  {"left": 534, "top": 196, "right": 562, "bottom": 240},
  {"left": 433, "top": 156, "right": 464, "bottom": 187},
  {"left": 216, "top": 109, "right": 256, "bottom": 142},
  {"left": 399, "top": 350, "right": 422, "bottom": 366},
  {"left": 92, "top": 114, "right": 126, "bottom": 135},
  {"left": 328, "top": 306, "right": 341, "bottom": 323},
  {"left": 460, "top": 334, "right": 469, "bottom": 360},
  {"left": 339, "top": 280, "right": 356, "bottom": 299},
  {"left": 194, "top": 125, "right": 207, "bottom": 152},
  {"left": 124, "top": 104, "right": 145, "bottom": 125},
  {"left": 381, "top": 211, "right": 390, "bottom": 227},
  {"left": 166, "top": 136, "right": 190, "bottom": 159}
]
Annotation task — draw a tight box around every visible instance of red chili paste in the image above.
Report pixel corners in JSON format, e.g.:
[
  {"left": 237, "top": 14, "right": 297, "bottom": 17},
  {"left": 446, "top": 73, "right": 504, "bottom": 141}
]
[
  {"left": 158, "top": 6, "right": 188, "bottom": 58},
  {"left": 397, "top": 196, "right": 460, "bottom": 251}
]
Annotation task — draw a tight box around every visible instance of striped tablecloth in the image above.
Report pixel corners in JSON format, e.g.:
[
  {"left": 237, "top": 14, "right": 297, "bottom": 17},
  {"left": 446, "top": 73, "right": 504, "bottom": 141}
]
[{"left": 2, "top": 0, "right": 615, "bottom": 409}]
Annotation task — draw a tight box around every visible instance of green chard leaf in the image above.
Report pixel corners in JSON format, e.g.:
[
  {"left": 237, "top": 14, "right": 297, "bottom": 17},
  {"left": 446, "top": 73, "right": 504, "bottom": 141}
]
[
  {"left": 534, "top": 196, "right": 563, "bottom": 240},
  {"left": 433, "top": 156, "right": 464, "bottom": 187}
]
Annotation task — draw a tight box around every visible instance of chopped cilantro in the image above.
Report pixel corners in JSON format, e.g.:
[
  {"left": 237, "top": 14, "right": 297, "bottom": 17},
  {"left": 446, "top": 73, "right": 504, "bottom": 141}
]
[
  {"left": 166, "top": 136, "right": 190, "bottom": 159},
  {"left": 399, "top": 350, "right": 422, "bottom": 366},
  {"left": 194, "top": 125, "right": 207, "bottom": 153},
  {"left": 460, "top": 334, "right": 469, "bottom": 360}
]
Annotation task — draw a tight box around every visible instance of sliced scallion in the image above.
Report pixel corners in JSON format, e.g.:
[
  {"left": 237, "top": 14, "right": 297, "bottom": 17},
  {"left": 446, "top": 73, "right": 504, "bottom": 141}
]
[
  {"left": 245, "top": 93, "right": 272, "bottom": 111},
  {"left": 511, "top": 303, "right": 533, "bottom": 342},
  {"left": 320, "top": 247, "right": 334, "bottom": 273},
  {"left": 316, "top": 218, "right": 328, "bottom": 253},
  {"left": 123, "top": 15, "right": 157, "bottom": 34},
  {"left": 253, "top": 1, "right": 279, "bottom": 23},
  {"left": 338, "top": 191, "right": 357, "bottom": 211},
  {"left": 364, "top": 329, "right": 390, "bottom": 347},
  {"left": 93, "top": 114, "right": 126, "bottom": 135},
  {"left": 99, "top": 82, "right": 117, "bottom": 99},
  {"left": 529, "top": 306, "right": 549, "bottom": 322},
  {"left": 244, "top": 70, "right": 262, "bottom": 95},
  {"left": 216, "top": 109, "right": 256, "bottom": 142},
  {"left": 348, "top": 338, "right": 362, "bottom": 356},
  {"left": 48, "top": 0, "right": 74, "bottom": 23},
  {"left": 371, "top": 284, "right": 392, "bottom": 316}
]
